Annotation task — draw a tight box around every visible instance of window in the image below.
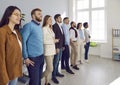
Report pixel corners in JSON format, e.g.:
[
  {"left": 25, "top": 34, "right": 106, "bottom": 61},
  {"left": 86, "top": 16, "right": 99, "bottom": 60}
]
[
  {"left": 77, "top": 11, "right": 89, "bottom": 23},
  {"left": 77, "top": 0, "right": 89, "bottom": 9},
  {"left": 92, "top": 0, "right": 104, "bottom": 8},
  {"left": 72, "top": 0, "right": 106, "bottom": 42}
]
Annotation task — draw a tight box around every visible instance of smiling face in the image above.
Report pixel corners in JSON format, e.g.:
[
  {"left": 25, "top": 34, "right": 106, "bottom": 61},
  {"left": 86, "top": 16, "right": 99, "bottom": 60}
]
[{"left": 9, "top": 9, "right": 21, "bottom": 25}]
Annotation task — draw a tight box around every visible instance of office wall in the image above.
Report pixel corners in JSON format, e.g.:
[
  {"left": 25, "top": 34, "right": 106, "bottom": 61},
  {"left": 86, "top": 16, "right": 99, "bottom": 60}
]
[
  {"left": 0, "top": 0, "right": 120, "bottom": 58},
  {"left": 100, "top": 0, "right": 120, "bottom": 58},
  {"left": 0, "top": 0, "right": 68, "bottom": 24}
]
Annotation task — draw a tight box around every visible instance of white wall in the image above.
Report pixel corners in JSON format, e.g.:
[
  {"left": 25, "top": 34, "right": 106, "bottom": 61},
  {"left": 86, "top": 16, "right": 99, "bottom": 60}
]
[
  {"left": 0, "top": 0, "right": 120, "bottom": 58},
  {"left": 89, "top": 0, "right": 120, "bottom": 58},
  {"left": 100, "top": 0, "right": 120, "bottom": 58},
  {"left": 0, "top": 0, "right": 68, "bottom": 24}
]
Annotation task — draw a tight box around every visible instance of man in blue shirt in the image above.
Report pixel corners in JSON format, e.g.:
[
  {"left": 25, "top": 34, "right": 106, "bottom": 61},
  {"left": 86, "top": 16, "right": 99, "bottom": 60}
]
[
  {"left": 21, "top": 8, "right": 44, "bottom": 85},
  {"left": 61, "top": 17, "right": 74, "bottom": 74}
]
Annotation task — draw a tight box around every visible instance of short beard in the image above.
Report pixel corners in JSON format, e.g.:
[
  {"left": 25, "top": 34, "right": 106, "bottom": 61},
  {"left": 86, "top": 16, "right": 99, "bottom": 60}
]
[
  {"left": 74, "top": 25, "right": 76, "bottom": 28},
  {"left": 35, "top": 16, "right": 42, "bottom": 22}
]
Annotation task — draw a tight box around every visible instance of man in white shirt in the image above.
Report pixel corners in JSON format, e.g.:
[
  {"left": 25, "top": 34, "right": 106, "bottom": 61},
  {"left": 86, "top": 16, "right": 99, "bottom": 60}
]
[{"left": 69, "top": 21, "right": 79, "bottom": 70}]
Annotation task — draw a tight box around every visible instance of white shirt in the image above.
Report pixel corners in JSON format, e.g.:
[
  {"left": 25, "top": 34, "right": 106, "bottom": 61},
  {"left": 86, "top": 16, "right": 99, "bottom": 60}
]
[
  {"left": 57, "top": 22, "right": 63, "bottom": 34},
  {"left": 69, "top": 27, "right": 78, "bottom": 41},
  {"left": 84, "top": 29, "right": 90, "bottom": 43},
  {"left": 13, "top": 30, "right": 22, "bottom": 51}
]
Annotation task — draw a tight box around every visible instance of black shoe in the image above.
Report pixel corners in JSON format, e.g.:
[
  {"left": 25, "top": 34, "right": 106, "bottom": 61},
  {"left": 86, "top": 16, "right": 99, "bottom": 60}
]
[
  {"left": 70, "top": 64, "right": 73, "bottom": 67},
  {"left": 72, "top": 65, "right": 79, "bottom": 70},
  {"left": 56, "top": 73, "right": 64, "bottom": 77},
  {"left": 66, "top": 70, "right": 75, "bottom": 74},
  {"left": 52, "top": 77, "right": 59, "bottom": 84},
  {"left": 45, "top": 83, "right": 51, "bottom": 85}
]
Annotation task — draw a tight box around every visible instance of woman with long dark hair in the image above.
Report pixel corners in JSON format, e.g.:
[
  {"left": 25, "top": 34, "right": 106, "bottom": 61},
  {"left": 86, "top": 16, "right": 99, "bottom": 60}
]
[{"left": 0, "top": 6, "right": 22, "bottom": 85}]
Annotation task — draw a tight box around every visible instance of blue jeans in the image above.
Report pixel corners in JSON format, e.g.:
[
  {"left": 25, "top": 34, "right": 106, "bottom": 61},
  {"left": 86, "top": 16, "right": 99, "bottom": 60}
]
[
  {"left": 52, "top": 48, "right": 62, "bottom": 78},
  {"left": 84, "top": 42, "right": 90, "bottom": 60},
  {"left": 27, "top": 55, "right": 44, "bottom": 85},
  {"left": 8, "top": 78, "right": 18, "bottom": 85},
  {"left": 61, "top": 45, "right": 70, "bottom": 71}
]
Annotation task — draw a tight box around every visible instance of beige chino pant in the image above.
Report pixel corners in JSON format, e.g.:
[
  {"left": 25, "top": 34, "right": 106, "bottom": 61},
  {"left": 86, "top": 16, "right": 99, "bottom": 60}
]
[{"left": 70, "top": 41, "right": 78, "bottom": 66}]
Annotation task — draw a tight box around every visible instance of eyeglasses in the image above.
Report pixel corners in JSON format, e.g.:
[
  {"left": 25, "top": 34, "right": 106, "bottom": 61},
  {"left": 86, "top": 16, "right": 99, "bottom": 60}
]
[{"left": 12, "top": 13, "right": 21, "bottom": 17}]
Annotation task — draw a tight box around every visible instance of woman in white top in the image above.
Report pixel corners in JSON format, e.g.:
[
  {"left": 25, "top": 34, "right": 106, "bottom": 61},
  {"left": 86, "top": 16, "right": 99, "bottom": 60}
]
[
  {"left": 83, "top": 22, "right": 90, "bottom": 62},
  {"left": 42, "top": 15, "right": 58, "bottom": 85}
]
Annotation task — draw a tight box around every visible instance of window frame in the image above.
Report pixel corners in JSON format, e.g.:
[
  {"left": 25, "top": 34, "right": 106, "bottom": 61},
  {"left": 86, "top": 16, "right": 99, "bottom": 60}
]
[{"left": 71, "top": 0, "right": 107, "bottom": 43}]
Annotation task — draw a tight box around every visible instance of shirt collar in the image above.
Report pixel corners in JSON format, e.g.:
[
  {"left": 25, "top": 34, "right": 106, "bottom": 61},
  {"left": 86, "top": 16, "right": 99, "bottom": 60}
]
[
  {"left": 3, "top": 25, "right": 18, "bottom": 35},
  {"left": 4, "top": 25, "right": 14, "bottom": 34},
  {"left": 57, "top": 22, "right": 61, "bottom": 26},
  {"left": 32, "top": 20, "right": 40, "bottom": 25}
]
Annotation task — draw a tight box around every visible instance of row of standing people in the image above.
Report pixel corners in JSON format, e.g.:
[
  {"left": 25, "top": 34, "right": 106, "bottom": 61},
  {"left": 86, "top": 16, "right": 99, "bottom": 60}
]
[
  {"left": 0, "top": 6, "right": 90, "bottom": 85},
  {"left": 41, "top": 14, "right": 91, "bottom": 85}
]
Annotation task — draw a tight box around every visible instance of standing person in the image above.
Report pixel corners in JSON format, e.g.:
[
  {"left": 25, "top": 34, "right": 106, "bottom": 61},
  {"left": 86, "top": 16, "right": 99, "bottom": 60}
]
[
  {"left": 77, "top": 23, "right": 85, "bottom": 64},
  {"left": 61, "top": 17, "right": 74, "bottom": 74},
  {"left": 52, "top": 14, "right": 64, "bottom": 84},
  {"left": 83, "top": 22, "right": 90, "bottom": 62},
  {"left": 0, "top": 6, "right": 22, "bottom": 85},
  {"left": 42, "top": 15, "right": 58, "bottom": 85},
  {"left": 21, "top": 8, "right": 44, "bottom": 85},
  {"left": 69, "top": 21, "right": 79, "bottom": 70}
]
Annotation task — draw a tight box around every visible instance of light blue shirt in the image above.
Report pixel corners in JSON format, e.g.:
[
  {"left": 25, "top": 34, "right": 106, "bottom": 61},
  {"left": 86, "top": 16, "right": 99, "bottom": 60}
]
[
  {"left": 79, "top": 29, "right": 84, "bottom": 40},
  {"left": 21, "top": 20, "right": 43, "bottom": 59},
  {"left": 62, "top": 23, "right": 70, "bottom": 45}
]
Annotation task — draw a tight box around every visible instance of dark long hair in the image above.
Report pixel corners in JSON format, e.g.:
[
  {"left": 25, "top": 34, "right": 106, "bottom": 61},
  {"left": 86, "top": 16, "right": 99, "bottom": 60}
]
[
  {"left": 0, "top": 6, "right": 21, "bottom": 29},
  {"left": 42, "top": 15, "right": 52, "bottom": 28},
  {"left": 77, "top": 23, "right": 82, "bottom": 29}
]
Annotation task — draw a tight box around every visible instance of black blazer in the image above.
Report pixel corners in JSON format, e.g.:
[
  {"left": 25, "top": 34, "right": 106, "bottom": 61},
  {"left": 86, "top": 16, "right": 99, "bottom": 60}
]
[{"left": 53, "top": 23, "right": 65, "bottom": 49}]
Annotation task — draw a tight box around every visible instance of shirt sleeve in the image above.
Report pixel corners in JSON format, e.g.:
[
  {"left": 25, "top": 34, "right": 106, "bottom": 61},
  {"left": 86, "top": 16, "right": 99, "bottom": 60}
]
[
  {"left": 21, "top": 24, "right": 31, "bottom": 59},
  {"left": 0, "top": 30, "right": 9, "bottom": 85},
  {"left": 53, "top": 25, "right": 59, "bottom": 48},
  {"left": 82, "top": 30, "right": 85, "bottom": 40},
  {"left": 84, "top": 30, "right": 88, "bottom": 42}
]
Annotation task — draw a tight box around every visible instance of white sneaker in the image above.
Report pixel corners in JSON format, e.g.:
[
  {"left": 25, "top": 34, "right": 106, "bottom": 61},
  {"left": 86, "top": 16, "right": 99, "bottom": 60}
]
[{"left": 85, "top": 60, "right": 89, "bottom": 63}]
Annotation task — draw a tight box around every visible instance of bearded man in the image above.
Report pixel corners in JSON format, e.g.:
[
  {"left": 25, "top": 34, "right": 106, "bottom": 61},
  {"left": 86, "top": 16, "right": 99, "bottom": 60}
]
[{"left": 21, "top": 8, "right": 44, "bottom": 85}]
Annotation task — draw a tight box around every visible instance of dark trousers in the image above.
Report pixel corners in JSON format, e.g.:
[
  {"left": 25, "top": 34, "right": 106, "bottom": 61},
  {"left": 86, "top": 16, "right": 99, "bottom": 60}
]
[
  {"left": 84, "top": 42, "right": 90, "bottom": 60},
  {"left": 52, "top": 48, "right": 62, "bottom": 78},
  {"left": 27, "top": 55, "right": 44, "bottom": 85},
  {"left": 61, "top": 45, "right": 70, "bottom": 71}
]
